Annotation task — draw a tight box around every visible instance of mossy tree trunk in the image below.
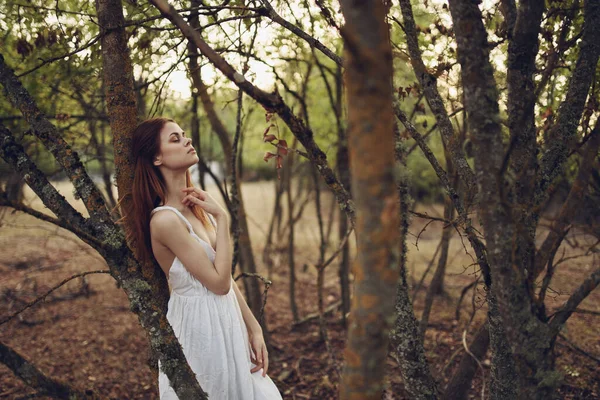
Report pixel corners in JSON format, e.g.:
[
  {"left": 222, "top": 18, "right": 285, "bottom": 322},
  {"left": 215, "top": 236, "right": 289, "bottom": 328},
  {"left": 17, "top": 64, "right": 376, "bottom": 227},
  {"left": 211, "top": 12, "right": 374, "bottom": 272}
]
[
  {"left": 0, "top": 44, "right": 209, "bottom": 400},
  {"left": 447, "top": 0, "right": 600, "bottom": 398}
]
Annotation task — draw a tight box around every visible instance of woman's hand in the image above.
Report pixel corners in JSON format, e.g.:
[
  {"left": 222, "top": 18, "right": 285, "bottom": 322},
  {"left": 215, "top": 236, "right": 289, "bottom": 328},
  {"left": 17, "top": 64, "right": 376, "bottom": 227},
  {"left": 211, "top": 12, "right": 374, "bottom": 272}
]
[
  {"left": 249, "top": 331, "right": 269, "bottom": 377},
  {"left": 181, "top": 187, "right": 225, "bottom": 217}
]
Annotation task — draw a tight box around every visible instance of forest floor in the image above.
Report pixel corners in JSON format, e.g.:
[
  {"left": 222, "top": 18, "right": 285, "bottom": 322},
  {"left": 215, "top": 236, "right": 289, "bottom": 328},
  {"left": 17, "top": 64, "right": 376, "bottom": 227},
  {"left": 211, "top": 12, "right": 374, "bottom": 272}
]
[{"left": 0, "top": 180, "right": 598, "bottom": 399}]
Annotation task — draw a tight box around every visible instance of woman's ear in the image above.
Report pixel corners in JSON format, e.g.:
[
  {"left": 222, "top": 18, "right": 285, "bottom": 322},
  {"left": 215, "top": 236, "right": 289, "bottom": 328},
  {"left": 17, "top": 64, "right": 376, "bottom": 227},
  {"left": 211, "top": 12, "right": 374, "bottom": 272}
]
[{"left": 153, "top": 156, "right": 162, "bottom": 166}]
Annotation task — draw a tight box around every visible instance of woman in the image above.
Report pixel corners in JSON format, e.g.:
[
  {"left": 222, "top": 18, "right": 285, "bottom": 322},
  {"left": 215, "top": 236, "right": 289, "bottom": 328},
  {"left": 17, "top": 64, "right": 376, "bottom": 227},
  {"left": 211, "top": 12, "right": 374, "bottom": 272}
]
[{"left": 121, "top": 117, "right": 282, "bottom": 399}]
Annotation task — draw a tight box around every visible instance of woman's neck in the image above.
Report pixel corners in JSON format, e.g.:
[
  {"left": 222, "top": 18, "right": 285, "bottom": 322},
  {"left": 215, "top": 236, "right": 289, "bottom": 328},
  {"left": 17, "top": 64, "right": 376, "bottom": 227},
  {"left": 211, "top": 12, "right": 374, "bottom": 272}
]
[{"left": 159, "top": 169, "right": 188, "bottom": 211}]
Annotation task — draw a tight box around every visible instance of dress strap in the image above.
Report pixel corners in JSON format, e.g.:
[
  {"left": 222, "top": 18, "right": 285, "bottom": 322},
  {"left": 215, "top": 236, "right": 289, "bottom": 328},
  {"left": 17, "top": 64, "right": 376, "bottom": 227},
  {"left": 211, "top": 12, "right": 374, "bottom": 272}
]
[
  {"left": 207, "top": 213, "right": 217, "bottom": 229},
  {"left": 151, "top": 206, "right": 193, "bottom": 234}
]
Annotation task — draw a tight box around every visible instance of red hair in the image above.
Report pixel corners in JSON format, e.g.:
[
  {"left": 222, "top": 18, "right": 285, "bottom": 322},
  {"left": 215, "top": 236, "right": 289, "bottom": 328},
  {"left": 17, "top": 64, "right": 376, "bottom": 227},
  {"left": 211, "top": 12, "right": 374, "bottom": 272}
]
[{"left": 115, "top": 117, "right": 213, "bottom": 266}]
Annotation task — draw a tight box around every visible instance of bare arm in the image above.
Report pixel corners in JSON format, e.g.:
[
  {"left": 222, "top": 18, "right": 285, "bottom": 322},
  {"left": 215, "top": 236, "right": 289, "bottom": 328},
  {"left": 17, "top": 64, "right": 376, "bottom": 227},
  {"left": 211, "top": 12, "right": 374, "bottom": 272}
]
[
  {"left": 212, "top": 213, "right": 233, "bottom": 292},
  {"left": 231, "top": 278, "right": 262, "bottom": 336},
  {"left": 150, "top": 211, "right": 231, "bottom": 295},
  {"left": 232, "top": 277, "right": 269, "bottom": 376}
]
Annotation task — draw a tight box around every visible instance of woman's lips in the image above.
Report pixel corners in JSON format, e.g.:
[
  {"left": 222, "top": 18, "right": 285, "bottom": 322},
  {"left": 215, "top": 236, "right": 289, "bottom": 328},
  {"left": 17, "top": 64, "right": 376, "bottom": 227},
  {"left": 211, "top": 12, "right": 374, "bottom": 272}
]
[{"left": 188, "top": 148, "right": 196, "bottom": 154}]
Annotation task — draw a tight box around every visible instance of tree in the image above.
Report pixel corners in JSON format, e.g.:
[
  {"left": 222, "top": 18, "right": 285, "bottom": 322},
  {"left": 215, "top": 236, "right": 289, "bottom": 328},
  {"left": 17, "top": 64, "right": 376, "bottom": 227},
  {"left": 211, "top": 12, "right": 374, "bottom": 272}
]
[
  {"left": 447, "top": 0, "right": 599, "bottom": 397},
  {"left": 335, "top": 1, "right": 399, "bottom": 398},
  {"left": 2, "top": 0, "right": 598, "bottom": 398}
]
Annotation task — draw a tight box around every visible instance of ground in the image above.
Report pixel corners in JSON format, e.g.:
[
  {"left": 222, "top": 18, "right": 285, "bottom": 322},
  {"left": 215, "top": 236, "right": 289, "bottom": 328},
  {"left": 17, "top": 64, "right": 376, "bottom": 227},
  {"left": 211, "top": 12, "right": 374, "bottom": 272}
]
[{"left": 0, "top": 180, "right": 598, "bottom": 399}]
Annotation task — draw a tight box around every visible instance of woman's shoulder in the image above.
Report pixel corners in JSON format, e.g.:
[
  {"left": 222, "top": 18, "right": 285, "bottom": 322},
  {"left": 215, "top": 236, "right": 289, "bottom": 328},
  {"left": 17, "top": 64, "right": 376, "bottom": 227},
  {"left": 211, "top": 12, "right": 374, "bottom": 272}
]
[{"left": 149, "top": 209, "right": 188, "bottom": 240}]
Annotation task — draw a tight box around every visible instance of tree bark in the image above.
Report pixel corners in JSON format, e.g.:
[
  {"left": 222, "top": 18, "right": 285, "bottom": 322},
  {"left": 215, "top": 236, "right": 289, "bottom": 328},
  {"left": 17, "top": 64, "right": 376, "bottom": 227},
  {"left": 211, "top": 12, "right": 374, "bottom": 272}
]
[
  {"left": 285, "top": 140, "right": 299, "bottom": 322},
  {"left": 447, "top": 1, "right": 558, "bottom": 397},
  {"left": 186, "top": 0, "right": 205, "bottom": 189},
  {"left": 389, "top": 117, "right": 438, "bottom": 400},
  {"left": 336, "top": 75, "right": 352, "bottom": 329},
  {"left": 337, "top": 1, "right": 401, "bottom": 398},
  {"left": 538, "top": 0, "right": 600, "bottom": 198},
  {"left": 505, "top": 0, "right": 545, "bottom": 312}
]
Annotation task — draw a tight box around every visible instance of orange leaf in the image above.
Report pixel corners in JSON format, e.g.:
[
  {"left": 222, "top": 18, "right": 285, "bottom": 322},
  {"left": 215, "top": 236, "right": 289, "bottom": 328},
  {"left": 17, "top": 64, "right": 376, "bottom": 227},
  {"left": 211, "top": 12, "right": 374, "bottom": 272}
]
[
  {"left": 263, "top": 124, "right": 275, "bottom": 137},
  {"left": 263, "top": 151, "right": 276, "bottom": 162},
  {"left": 263, "top": 134, "right": 277, "bottom": 143}
]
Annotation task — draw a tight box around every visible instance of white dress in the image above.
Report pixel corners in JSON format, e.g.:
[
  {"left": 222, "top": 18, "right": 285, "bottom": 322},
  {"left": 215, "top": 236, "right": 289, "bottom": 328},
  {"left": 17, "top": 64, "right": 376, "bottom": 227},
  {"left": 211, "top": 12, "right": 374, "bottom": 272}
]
[{"left": 152, "top": 206, "right": 282, "bottom": 400}]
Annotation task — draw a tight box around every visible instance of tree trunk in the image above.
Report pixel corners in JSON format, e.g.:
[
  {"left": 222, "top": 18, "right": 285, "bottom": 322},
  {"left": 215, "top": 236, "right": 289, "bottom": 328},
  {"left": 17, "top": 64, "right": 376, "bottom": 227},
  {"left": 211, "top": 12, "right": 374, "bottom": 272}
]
[
  {"left": 389, "top": 116, "right": 438, "bottom": 400},
  {"left": 337, "top": 1, "right": 402, "bottom": 398},
  {"left": 3, "top": 170, "right": 25, "bottom": 203},
  {"left": 442, "top": 323, "right": 490, "bottom": 400},
  {"left": 447, "top": 1, "right": 561, "bottom": 397},
  {"left": 186, "top": 0, "right": 205, "bottom": 189},
  {"left": 488, "top": 293, "right": 518, "bottom": 400},
  {"left": 94, "top": 0, "right": 208, "bottom": 397},
  {"left": 336, "top": 118, "right": 351, "bottom": 329},
  {"left": 419, "top": 190, "right": 454, "bottom": 339},
  {"left": 285, "top": 140, "right": 299, "bottom": 322}
]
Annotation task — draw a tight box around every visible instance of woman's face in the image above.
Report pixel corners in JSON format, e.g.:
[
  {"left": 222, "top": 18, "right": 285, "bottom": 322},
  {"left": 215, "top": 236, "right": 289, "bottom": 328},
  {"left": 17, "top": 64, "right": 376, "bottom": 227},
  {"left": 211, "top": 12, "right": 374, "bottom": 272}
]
[{"left": 153, "top": 121, "right": 198, "bottom": 170}]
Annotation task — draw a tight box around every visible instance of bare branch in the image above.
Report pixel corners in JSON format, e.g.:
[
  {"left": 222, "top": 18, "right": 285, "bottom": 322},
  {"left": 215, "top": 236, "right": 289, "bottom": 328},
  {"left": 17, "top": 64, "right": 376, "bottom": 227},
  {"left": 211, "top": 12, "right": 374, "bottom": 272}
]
[
  {"left": 538, "top": 0, "right": 600, "bottom": 199},
  {"left": 16, "top": 35, "right": 101, "bottom": 78},
  {"left": 557, "top": 333, "right": 600, "bottom": 364},
  {"left": 0, "top": 340, "right": 97, "bottom": 399},
  {"left": 233, "top": 272, "right": 273, "bottom": 325},
  {"left": 149, "top": 0, "right": 355, "bottom": 226},
  {"left": 257, "top": 0, "right": 342, "bottom": 66},
  {"left": 0, "top": 270, "right": 110, "bottom": 326},
  {"left": 0, "top": 195, "right": 101, "bottom": 249},
  {"left": 0, "top": 124, "right": 95, "bottom": 244},
  {"left": 0, "top": 55, "right": 116, "bottom": 240},
  {"left": 395, "top": 104, "right": 491, "bottom": 286},
  {"left": 397, "top": 0, "right": 477, "bottom": 197},
  {"left": 549, "top": 267, "right": 600, "bottom": 334},
  {"left": 535, "top": 121, "right": 600, "bottom": 276}
]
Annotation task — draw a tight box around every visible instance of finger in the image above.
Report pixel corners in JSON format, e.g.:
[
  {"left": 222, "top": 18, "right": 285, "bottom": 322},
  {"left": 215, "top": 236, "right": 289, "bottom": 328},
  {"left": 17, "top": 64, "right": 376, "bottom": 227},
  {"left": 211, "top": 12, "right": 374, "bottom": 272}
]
[
  {"left": 251, "top": 364, "right": 261, "bottom": 373},
  {"left": 181, "top": 187, "right": 205, "bottom": 196},
  {"left": 183, "top": 190, "right": 204, "bottom": 200},
  {"left": 262, "top": 347, "right": 268, "bottom": 377},
  {"left": 182, "top": 195, "right": 204, "bottom": 206}
]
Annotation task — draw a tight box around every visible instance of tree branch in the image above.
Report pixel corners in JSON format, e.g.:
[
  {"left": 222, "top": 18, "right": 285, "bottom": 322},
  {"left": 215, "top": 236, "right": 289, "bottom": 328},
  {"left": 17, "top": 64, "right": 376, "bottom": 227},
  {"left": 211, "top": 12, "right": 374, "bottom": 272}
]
[
  {"left": 0, "top": 195, "right": 101, "bottom": 249},
  {"left": 537, "top": 0, "right": 600, "bottom": 201},
  {"left": 0, "top": 55, "right": 116, "bottom": 241},
  {"left": 397, "top": 0, "right": 477, "bottom": 198},
  {"left": 535, "top": 121, "right": 600, "bottom": 276},
  {"left": 0, "top": 124, "right": 95, "bottom": 245},
  {"left": 0, "top": 270, "right": 110, "bottom": 326},
  {"left": 0, "top": 340, "right": 97, "bottom": 399},
  {"left": 394, "top": 104, "right": 491, "bottom": 286},
  {"left": 549, "top": 267, "right": 600, "bottom": 334},
  {"left": 257, "top": 0, "right": 342, "bottom": 66},
  {"left": 149, "top": 0, "right": 355, "bottom": 226}
]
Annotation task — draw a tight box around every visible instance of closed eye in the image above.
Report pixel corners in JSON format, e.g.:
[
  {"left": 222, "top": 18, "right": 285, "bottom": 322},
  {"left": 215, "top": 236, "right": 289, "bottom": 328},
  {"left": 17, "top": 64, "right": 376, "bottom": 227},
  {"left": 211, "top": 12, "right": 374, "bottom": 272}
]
[{"left": 170, "top": 131, "right": 186, "bottom": 142}]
